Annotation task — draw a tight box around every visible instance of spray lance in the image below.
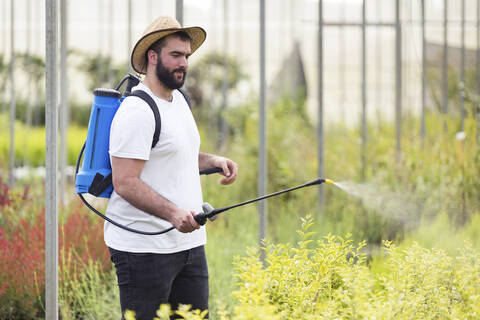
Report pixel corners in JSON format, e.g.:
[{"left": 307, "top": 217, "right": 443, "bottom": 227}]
[{"left": 194, "top": 178, "right": 334, "bottom": 226}]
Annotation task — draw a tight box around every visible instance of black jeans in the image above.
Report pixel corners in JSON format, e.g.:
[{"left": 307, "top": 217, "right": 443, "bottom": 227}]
[{"left": 109, "top": 246, "right": 209, "bottom": 320}]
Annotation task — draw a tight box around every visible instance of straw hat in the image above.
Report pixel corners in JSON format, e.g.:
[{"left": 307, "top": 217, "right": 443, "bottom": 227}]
[{"left": 131, "top": 16, "right": 206, "bottom": 74}]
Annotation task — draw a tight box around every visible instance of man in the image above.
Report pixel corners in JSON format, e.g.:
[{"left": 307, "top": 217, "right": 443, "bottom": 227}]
[{"left": 105, "top": 16, "right": 238, "bottom": 319}]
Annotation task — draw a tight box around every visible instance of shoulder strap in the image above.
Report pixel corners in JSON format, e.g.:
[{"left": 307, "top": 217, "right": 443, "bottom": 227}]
[
  {"left": 129, "top": 90, "right": 161, "bottom": 149},
  {"left": 178, "top": 88, "right": 191, "bottom": 109}
]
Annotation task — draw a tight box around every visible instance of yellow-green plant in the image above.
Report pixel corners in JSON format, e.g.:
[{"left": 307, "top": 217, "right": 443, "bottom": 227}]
[
  {"left": 229, "top": 216, "right": 480, "bottom": 319},
  {"left": 125, "top": 304, "right": 208, "bottom": 320}
]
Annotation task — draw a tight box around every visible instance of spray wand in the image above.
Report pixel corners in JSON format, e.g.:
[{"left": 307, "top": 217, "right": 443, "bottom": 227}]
[{"left": 194, "top": 178, "right": 334, "bottom": 226}]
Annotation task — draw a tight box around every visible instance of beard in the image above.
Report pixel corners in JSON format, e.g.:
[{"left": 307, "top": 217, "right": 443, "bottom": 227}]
[{"left": 155, "top": 57, "right": 187, "bottom": 90}]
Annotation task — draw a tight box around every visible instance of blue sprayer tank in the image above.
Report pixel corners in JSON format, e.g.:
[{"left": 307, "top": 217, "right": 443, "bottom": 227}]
[{"left": 75, "top": 88, "right": 122, "bottom": 198}]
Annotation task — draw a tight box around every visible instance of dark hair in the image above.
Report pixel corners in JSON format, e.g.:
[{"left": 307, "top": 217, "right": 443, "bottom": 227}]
[{"left": 144, "top": 31, "right": 192, "bottom": 70}]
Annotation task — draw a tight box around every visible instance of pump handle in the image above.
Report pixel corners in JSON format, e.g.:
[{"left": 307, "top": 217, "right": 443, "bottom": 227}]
[{"left": 124, "top": 74, "right": 140, "bottom": 96}]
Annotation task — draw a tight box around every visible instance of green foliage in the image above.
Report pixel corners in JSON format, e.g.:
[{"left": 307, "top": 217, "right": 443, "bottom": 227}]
[
  {"left": 230, "top": 216, "right": 480, "bottom": 319},
  {"left": 426, "top": 64, "right": 479, "bottom": 117},
  {"left": 72, "top": 50, "right": 128, "bottom": 93},
  {"left": 59, "top": 259, "right": 120, "bottom": 320},
  {"left": 0, "top": 113, "right": 87, "bottom": 167},
  {"left": 187, "top": 51, "right": 248, "bottom": 108}
]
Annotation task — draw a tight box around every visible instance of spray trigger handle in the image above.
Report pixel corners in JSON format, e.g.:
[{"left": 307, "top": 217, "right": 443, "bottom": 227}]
[
  {"left": 194, "top": 202, "right": 218, "bottom": 226},
  {"left": 202, "top": 202, "right": 218, "bottom": 221}
]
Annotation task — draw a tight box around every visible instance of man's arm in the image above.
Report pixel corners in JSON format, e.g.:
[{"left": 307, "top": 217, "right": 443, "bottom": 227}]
[
  {"left": 198, "top": 151, "right": 238, "bottom": 185},
  {"left": 111, "top": 156, "right": 199, "bottom": 233}
]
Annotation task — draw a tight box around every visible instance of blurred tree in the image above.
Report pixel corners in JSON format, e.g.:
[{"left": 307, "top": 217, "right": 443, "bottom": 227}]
[
  {"left": 72, "top": 50, "right": 127, "bottom": 93},
  {"left": 186, "top": 51, "right": 248, "bottom": 148},
  {"left": 427, "top": 63, "right": 478, "bottom": 129},
  {"left": 14, "top": 52, "right": 45, "bottom": 126}
]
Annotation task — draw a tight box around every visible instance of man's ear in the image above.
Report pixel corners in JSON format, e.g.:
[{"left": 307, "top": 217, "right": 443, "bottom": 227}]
[{"left": 147, "top": 49, "right": 158, "bottom": 66}]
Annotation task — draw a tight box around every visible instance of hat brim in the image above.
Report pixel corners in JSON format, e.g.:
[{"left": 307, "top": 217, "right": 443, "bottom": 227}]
[{"left": 131, "top": 26, "right": 206, "bottom": 74}]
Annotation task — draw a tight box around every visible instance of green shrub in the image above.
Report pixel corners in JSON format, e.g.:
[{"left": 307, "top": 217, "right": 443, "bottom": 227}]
[{"left": 229, "top": 216, "right": 480, "bottom": 319}]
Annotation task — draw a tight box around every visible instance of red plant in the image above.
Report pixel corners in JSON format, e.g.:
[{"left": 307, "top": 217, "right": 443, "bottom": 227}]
[
  {"left": 0, "top": 211, "right": 45, "bottom": 318},
  {"left": 0, "top": 198, "right": 111, "bottom": 318},
  {"left": 0, "top": 177, "right": 11, "bottom": 207},
  {"left": 60, "top": 202, "right": 111, "bottom": 272}
]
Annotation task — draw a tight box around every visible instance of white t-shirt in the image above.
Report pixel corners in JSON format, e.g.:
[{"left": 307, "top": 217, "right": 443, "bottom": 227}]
[{"left": 104, "top": 82, "right": 206, "bottom": 254}]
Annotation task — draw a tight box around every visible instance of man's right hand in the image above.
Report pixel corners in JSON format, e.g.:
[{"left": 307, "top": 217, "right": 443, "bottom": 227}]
[{"left": 169, "top": 209, "right": 200, "bottom": 233}]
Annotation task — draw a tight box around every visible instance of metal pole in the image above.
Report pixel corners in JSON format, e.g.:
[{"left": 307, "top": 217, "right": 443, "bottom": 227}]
[
  {"left": 218, "top": 0, "right": 229, "bottom": 150},
  {"left": 395, "top": 0, "right": 402, "bottom": 161},
  {"left": 176, "top": 0, "right": 184, "bottom": 26},
  {"left": 318, "top": 0, "right": 324, "bottom": 209},
  {"left": 421, "top": 0, "right": 426, "bottom": 144},
  {"left": 147, "top": 0, "right": 153, "bottom": 26},
  {"left": 376, "top": 0, "right": 382, "bottom": 117},
  {"left": 259, "top": 0, "right": 267, "bottom": 256},
  {"left": 108, "top": 0, "right": 114, "bottom": 83},
  {"left": 460, "top": 0, "right": 465, "bottom": 130},
  {"left": 361, "top": 0, "right": 367, "bottom": 181},
  {"left": 45, "top": 0, "right": 58, "bottom": 318},
  {"left": 1, "top": 0, "right": 6, "bottom": 116},
  {"left": 477, "top": 0, "right": 480, "bottom": 144},
  {"left": 60, "top": 0, "right": 68, "bottom": 208},
  {"left": 442, "top": 0, "right": 448, "bottom": 131},
  {"left": 340, "top": 0, "right": 346, "bottom": 123},
  {"left": 127, "top": 0, "right": 132, "bottom": 72},
  {"left": 8, "top": 0, "right": 15, "bottom": 186},
  {"left": 97, "top": 0, "right": 102, "bottom": 86},
  {"left": 24, "top": 0, "right": 32, "bottom": 165}
]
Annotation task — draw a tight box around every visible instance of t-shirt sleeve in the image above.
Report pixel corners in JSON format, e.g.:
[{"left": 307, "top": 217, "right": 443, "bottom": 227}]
[{"left": 109, "top": 96, "right": 155, "bottom": 160}]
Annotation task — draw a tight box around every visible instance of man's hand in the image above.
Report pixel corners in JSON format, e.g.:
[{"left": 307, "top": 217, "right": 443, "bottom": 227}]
[
  {"left": 168, "top": 209, "right": 200, "bottom": 233},
  {"left": 209, "top": 156, "right": 238, "bottom": 185}
]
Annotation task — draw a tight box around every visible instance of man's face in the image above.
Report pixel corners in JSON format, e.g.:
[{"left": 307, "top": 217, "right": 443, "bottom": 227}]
[{"left": 155, "top": 36, "right": 192, "bottom": 89}]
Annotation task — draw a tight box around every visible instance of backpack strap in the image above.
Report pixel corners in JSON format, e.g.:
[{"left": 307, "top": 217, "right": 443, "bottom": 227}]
[
  {"left": 128, "top": 88, "right": 191, "bottom": 148},
  {"left": 129, "top": 90, "right": 161, "bottom": 149},
  {"left": 178, "top": 88, "right": 192, "bottom": 109}
]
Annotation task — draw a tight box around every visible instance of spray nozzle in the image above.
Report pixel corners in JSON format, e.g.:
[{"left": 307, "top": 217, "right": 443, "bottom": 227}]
[{"left": 324, "top": 179, "right": 334, "bottom": 185}]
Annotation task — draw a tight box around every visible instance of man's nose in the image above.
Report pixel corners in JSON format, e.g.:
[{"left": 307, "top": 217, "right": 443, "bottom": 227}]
[{"left": 179, "top": 56, "right": 188, "bottom": 69}]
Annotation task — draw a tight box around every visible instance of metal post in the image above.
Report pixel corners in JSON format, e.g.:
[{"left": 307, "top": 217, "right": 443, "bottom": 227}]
[
  {"left": 395, "top": 0, "right": 402, "bottom": 160},
  {"left": 127, "top": 0, "right": 132, "bottom": 72},
  {"left": 8, "top": 0, "right": 15, "bottom": 186},
  {"left": 176, "top": 0, "right": 184, "bottom": 26},
  {"left": 24, "top": 0, "right": 32, "bottom": 165},
  {"left": 318, "top": 0, "right": 324, "bottom": 209},
  {"left": 460, "top": 0, "right": 465, "bottom": 130},
  {"left": 45, "top": 0, "right": 58, "bottom": 318},
  {"left": 236, "top": 0, "right": 243, "bottom": 57},
  {"left": 477, "top": 0, "right": 480, "bottom": 144},
  {"left": 218, "top": 0, "right": 229, "bottom": 150},
  {"left": 376, "top": 0, "right": 382, "bottom": 117},
  {"left": 97, "top": 0, "right": 102, "bottom": 86},
  {"left": 60, "top": 0, "right": 68, "bottom": 208},
  {"left": 108, "top": 0, "right": 114, "bottom": 83},
  {"left": 421, "top": 0, "right": 426, "bottom": 144},
  {"left": 340, "top": 0, "right": 346, "bottom": 123},
  {"left": 1, "top": 0, "right": 6, "bottom": 116},
  {"left": 361, "top": 0, "right": 367, "bottom": 181},
  {"left": 147, "top": 0, "right": 153, "bottom": 25},
  {"left": 442, "top": 0, "right": 448, "bottom": 131},
  {"left": 259, "top": 0, "right": 267, "bottom": 256}
]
